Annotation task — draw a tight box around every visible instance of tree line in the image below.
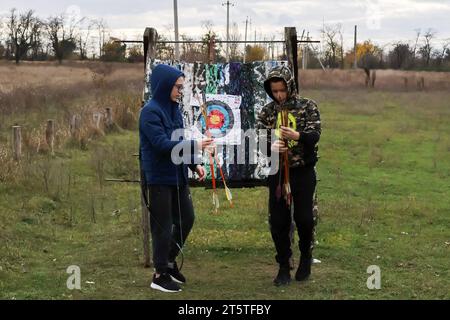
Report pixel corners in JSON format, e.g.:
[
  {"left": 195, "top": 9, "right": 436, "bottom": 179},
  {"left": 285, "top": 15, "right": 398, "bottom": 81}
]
[
  {"left": 304, "top": 24, "right": 450, "bottom": 71},
  {"left": 1, "top": 8, "right": 449, "bottom": 71},
  {"left": 0, "top": 8, "right": 144, "bottom": 64}
]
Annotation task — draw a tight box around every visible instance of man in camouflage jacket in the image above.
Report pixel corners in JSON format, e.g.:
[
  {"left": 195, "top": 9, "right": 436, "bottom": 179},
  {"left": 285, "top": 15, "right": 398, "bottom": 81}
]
[{"left": 257, "top": 65, "right": 321, "bottom": 286}]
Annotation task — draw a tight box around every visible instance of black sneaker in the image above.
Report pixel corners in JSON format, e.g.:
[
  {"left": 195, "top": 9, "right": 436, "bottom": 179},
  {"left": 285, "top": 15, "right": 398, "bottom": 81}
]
[
  {"left": 168, "top": 261, "right": 186, "bottom": 284},
  {"left": 295, "top": 257, "right": 312, "bottom": 281},
  {"left": 273, "top": 266, "right": 291, "bottom": 286},
  {"left": 150, "top": 273, "right": 182, "bottom": 293}
]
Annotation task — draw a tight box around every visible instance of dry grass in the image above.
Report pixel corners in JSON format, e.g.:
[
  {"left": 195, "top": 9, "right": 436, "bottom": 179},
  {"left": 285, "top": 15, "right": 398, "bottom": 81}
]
[
  {"left": 0, "top": 60, "right": 143, "bottom": 94},
  {"left": 300, "top": 69, "right": 450, "bottom": 91},
  {"left": 0, "top": 61, "right": 144, "bottom": 157}
]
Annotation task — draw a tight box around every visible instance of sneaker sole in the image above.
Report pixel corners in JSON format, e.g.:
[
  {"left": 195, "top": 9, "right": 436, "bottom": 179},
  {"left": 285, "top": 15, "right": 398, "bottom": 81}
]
[
  {"left": 169, "top": 275, "right": 185, "bottom": 284},
  {"left": 150, "top": 282, "right": 182, "bottom": 293}
]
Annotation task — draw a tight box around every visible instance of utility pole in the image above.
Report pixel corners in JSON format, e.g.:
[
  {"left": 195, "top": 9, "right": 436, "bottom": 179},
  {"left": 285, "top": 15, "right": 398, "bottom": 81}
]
[
  {"left": 354, "top": 25, "right": 358, "bottom": 69},
  {"left": 243, "top": 16, "right": 248, "bottom": 63},
  {"left": 305, "top": 32, "right": 310, "bottom": 69},
  {"left": 174, "top": 0, "right": 180, "bottom": 60},
  {"left": 222, "top": 1, "right": 235, "bottom": 63},
  {"left": 300, "top": 30, "right": 306, "bottom": 70}
]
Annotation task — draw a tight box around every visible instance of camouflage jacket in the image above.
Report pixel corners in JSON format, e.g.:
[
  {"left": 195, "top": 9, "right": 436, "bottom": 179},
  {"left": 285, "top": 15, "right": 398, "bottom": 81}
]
[{"left": 256, "top": 65, "right": 321, "bottom": 168}]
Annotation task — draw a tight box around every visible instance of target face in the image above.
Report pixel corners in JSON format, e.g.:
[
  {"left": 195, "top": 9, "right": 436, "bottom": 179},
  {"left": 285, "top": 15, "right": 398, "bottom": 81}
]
[{"left": 197, "top": 100, "right": 235, "bottom": 138}]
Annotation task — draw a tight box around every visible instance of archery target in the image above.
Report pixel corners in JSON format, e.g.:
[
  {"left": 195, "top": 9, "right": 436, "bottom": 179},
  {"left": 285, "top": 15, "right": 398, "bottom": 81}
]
[{"left": 197, "top": 100, "right": 235, "bottom": 139}]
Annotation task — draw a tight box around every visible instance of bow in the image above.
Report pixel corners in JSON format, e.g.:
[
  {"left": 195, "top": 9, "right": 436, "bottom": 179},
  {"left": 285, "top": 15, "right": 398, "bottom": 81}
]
[
  {"left": 196, "top": 93, "right": 233, "bottom": 214},
  {"left": 276, "top": 104, "right": 292, "bottom": 207}
]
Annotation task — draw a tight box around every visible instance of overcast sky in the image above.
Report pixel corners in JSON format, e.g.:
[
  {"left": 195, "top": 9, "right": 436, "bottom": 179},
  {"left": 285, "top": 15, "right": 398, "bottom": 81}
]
[{"left": 1, "top": 0, "right": 450, "bottom": 49}]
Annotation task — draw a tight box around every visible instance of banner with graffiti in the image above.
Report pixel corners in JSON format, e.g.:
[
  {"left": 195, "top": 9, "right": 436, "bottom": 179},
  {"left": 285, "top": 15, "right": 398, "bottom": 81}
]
[{"left": 144, "top": 59, "right": 287, "bottom": 185}]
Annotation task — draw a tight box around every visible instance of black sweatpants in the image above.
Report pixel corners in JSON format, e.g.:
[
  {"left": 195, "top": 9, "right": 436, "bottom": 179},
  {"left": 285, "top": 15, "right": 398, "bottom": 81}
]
[
  {"left": 147, "top": 184, "right": 195, "bottom": 274},
  {"left": 268, "top": 165, "right": 316, "bottom": 267}
]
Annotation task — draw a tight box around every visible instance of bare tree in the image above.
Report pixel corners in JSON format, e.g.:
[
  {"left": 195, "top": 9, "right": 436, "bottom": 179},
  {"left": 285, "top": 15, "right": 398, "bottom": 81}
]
[
  {"left": 7, "top": 9, "right": 40, "bottom": 64},
  {"left": 434, "top": 39, "right": 450, "bottom": 67},
  {"left": 0, "top": 18, "right": 5, "bottom": 59},
  {"left": 179, "top": 34, "right": 201, "bottom": 62},
  {"left": 200, "top": 20, "right": 222, "bottom": 63},
  {"left": 78, "top": 18, "right": 93, "bottom": 60},
  {"left": 92, "top": 18, "right": 108, "bottom": 59},
  {"left": 412, "top": 28, "right": 421, "bottom": 62},
  {"left": 321, "top": 23, "right": 342, "bottom": 68},
  {"left": 229, "top": 22, "right": 241, "bottom": 61},
  {"left": 442, "top": 39, "right": 450, "bottom": 62},
  {"left": 419, "top": 29, "right": 436, "bottom": 67},
  {"left": 46, "top": 15, "right": 74, "bottom": 63},
  {"left": 389, "top": 42, "right": 413, "bottom": 69},
  {"left": 29, "top": 18, "right": 44, "bottom": 60},
  {"left": 155, "top": 34, "right": 174, "bottom": 61}
]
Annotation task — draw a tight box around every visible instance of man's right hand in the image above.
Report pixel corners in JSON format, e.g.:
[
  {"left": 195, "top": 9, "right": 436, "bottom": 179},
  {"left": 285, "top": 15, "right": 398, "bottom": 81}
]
[
  {"left": 271, "top": 140, "right": 288, "bottom": 153},
  {"left": 198, "top": 137, "right": 215, "bottom": 151}
]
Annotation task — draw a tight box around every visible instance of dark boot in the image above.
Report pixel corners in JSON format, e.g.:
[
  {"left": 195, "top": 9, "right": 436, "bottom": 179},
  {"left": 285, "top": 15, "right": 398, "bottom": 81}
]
[
  {"left": 295, "top": 257, "right": 312, "bottom": 281},
  {"left": 274, "top": 265, "right": 291, "bottom": 286}
]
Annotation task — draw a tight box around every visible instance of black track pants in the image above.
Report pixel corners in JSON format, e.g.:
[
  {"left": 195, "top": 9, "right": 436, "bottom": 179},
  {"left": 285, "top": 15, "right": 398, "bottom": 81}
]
[
  {"left": 268, "top": 165, "right": 316, "bottom": 267},
  {"left": 147, "top": 184, "right": 195, "bottom": 274}
]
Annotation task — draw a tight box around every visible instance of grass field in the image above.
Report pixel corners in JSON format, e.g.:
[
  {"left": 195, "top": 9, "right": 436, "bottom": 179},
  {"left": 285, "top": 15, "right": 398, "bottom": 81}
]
[{"left": 0, "top": 62, "right": 449, "bottom": 300}]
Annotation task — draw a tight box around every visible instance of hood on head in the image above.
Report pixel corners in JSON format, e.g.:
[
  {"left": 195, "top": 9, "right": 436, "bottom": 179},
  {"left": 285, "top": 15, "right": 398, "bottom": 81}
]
[
  {"left": 151, "top": 64, "right": 184, "bottom": 105},
  {"left": 263, "top": 65, "right": 297, "bottom": 102}
]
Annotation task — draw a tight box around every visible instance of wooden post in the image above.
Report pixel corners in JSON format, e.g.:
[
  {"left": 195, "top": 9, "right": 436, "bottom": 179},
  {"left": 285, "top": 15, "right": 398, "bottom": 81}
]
[
  {"left": 45, "top": 119, "right": 55, "bottom": 154},
  {"left": 141, "top": 27, "right": 158, "bottom": 268},
  {"left": 140, "top": 162, "right": 152, "bottom": 268},
  {"left": 70, "top": 115, "right": 81, "bottom": 139},
  {"left": 93, "top": 112, "right": 102, "bottom": 129},
  {"left": 105, "top": 107, "right": 114, "bottom": 129},
  {"left": 284, "top": 27, "right": 299, "bottom": 93},
  {"left": 371, "top": 70, "right": 377, "bottom": 88},
  {"left": 285, "top": 27, "right": 299, "bottom": 267},
  {"left": 417, "top": 77, "right": 425, "bottom": 90},
  {"left": 12, "top": 126, "right": 22, "bottom": 161},
  {"left": 141, "top": 193, "right": 151, "bottom": 268},
  {"left": 144, "top": 27, "right": 158, "bottom": 71}
]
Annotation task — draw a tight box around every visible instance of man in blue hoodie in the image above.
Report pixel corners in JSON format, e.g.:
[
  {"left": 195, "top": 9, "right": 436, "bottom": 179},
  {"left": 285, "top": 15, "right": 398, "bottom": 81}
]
[{"left": 140, "top": 64, "right": 213, "bottom": 293}]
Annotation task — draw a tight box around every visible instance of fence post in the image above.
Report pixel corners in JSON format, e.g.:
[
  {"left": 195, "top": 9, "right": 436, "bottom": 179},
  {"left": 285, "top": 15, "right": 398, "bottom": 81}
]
[
  {"left": 142, "top": 194, "right": 152, "bottom": 268},
  {"left": 371, "top": 70, "right": 377, "bottom": 88},
  {"left": 284, "top": 27, "right": 299, "bottom": 93},
  {"left": 12, "top": 126, "right": 22, "bottom": 161},
  {"left": 105, "top": 107, "right": 114, "bottom": 130},
  {"left": 70, "top": 114, "right": 82, "bottom": 139},
  {"left": 284, "top": 27, "right": 299, "bottom": 269},
  {"left": 46, "top": 119, "right": 55, "bottom": 154},
  {"left": 142, "top": 27, "right": 158, "bottom": 268},
  {"left": 144, "top": 27, "right": 158, "bottom": 71},
  {"left": 93, "top": 112, "right": 102, "bottom": 129}
]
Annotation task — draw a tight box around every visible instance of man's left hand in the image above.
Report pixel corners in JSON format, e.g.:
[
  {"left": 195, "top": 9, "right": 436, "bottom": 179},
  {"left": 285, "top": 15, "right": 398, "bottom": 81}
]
[
  {"left": 280, "top": 126, "right": 300, "bottom": 141},
  {"left": 195, "top": 165, "right": 206, "bottom": 182}
]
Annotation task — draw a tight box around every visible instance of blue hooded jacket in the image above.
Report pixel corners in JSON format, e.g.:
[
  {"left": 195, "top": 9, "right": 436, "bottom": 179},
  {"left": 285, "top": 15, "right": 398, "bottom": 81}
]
[{"left": 139, "top": 64, "right": 197, "bottom": 186}]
